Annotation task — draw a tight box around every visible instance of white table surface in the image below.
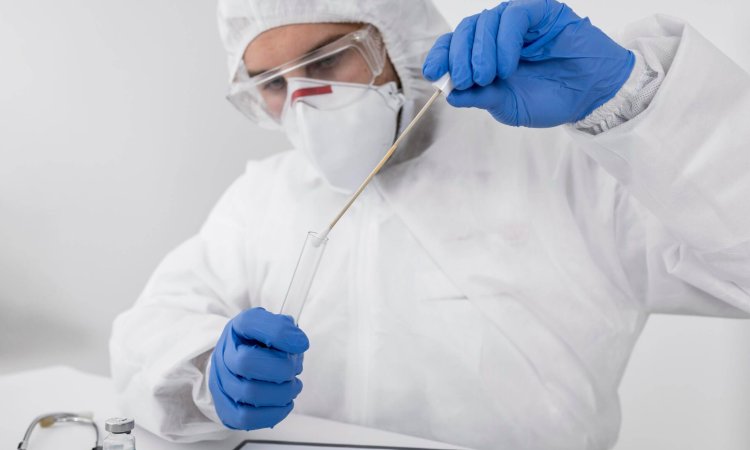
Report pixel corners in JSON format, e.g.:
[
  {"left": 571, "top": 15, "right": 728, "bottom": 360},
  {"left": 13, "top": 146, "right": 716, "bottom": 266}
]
[{"left": 1, "top": 366, "right": 460, "bottom": 450}]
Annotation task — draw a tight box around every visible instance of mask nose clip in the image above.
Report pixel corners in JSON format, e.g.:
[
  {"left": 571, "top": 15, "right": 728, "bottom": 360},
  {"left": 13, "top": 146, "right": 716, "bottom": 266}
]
[{"left": 290, "top": 85, "right": 333, "bottom": 106}]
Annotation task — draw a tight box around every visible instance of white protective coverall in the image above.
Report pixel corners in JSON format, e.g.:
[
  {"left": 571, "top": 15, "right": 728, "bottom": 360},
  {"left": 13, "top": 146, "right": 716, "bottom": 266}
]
[{"left": 109, "top": 1, "right": 750, "bottom": 449}]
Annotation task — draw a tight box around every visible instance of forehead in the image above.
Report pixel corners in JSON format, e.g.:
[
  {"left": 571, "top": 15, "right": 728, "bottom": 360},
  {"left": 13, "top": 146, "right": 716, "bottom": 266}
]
[{"left": 243, "top": 23, "right": 363, "bottom": 74}]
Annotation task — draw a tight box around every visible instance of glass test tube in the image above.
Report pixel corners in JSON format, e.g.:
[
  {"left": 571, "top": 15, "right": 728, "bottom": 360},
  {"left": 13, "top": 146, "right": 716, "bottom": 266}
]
[{"left": 280, "top": 231, "right": 329, "bottom": 323}]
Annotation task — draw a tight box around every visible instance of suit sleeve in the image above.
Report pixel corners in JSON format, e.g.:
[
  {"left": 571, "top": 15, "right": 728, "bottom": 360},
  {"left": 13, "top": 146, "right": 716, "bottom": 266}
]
[
  {"left": 567, "top": 15, "right": 750, "bottom": 316},
  {"left": 109, "top": 167, "right": 260, "bottom": 442}
]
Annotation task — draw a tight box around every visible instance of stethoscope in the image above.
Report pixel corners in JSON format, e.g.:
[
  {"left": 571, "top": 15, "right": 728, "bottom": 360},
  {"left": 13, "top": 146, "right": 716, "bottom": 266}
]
[{"left": 17, "top": 412, "right": 101, "bottom": 450}]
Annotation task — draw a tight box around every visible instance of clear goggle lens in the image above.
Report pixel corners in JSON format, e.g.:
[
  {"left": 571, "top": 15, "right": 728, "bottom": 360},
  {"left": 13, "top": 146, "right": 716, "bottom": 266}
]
[{"left": 227, "top": 25, "right": 386, "bottom": 126}]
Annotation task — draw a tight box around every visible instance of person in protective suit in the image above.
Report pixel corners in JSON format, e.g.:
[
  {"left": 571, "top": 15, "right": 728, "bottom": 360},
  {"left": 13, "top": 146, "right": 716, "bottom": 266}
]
[{"left": 110, "top": 1, "right": 750, "bottom": 449}]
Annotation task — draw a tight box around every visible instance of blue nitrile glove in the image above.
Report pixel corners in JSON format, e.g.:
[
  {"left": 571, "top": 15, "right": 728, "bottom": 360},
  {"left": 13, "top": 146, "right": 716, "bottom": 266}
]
[
  {"left": 422, "top": 0, "right": 635, "bottom": 128},
  {"left": 209, "top": 307, "right": 309, "bottom": 430}
]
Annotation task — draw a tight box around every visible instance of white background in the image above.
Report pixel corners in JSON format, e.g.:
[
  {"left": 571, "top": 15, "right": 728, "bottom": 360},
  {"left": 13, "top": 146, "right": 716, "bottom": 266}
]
[{"left": 1, "top": 1, "right": 749, "bottom": 449}]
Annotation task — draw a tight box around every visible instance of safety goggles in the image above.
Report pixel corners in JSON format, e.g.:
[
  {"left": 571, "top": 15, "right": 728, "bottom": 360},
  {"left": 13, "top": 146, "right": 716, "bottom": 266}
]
[{"left": 227, "top": 25, "right": 387, "bottom": 127}]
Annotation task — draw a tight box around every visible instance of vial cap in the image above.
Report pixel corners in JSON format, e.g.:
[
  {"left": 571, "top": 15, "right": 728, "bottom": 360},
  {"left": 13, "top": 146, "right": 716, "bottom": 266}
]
[{"left": 105, "top": 417, "right": 135, "bottom": 433}]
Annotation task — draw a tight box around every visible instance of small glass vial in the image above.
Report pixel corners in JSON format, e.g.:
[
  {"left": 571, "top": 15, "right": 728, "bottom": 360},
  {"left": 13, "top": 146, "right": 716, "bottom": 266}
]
[{"left": 102, "top": 417, "right": 135, "bottom": 450}]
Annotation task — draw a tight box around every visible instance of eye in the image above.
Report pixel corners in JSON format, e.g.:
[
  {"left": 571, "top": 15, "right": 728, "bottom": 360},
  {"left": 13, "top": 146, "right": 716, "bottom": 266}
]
[
  {"left": 260, "top": 76, "right": 287, "bottom": 93},
  {"left": 307, "top": 53, "right": 343, "bottom": 76}
]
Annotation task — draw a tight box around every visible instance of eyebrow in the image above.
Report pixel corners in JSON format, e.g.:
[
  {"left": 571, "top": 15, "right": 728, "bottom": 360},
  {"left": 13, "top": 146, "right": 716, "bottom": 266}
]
[{"left": 246, "top": 33, "right": 350, "bottom": 78}]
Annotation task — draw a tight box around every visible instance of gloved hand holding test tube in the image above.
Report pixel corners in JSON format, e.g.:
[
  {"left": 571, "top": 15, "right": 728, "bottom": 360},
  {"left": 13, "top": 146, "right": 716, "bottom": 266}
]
[{"left": 279, "top": 74, "right": 454, "bottom": 323}]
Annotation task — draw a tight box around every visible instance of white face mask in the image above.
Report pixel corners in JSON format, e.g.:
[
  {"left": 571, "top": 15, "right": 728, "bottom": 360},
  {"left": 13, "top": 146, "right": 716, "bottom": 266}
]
[{"left": 281, "top": 78, "right": 406, "bottom": 193}]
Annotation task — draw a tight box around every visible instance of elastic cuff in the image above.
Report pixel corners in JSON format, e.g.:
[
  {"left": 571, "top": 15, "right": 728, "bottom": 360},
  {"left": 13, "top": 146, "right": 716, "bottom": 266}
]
[
  {"left": 573, "top": 50, "right": 661, "bottom": 135},
  {"left": 194, "top": 350, "right": 224, "bottom": 425}
]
